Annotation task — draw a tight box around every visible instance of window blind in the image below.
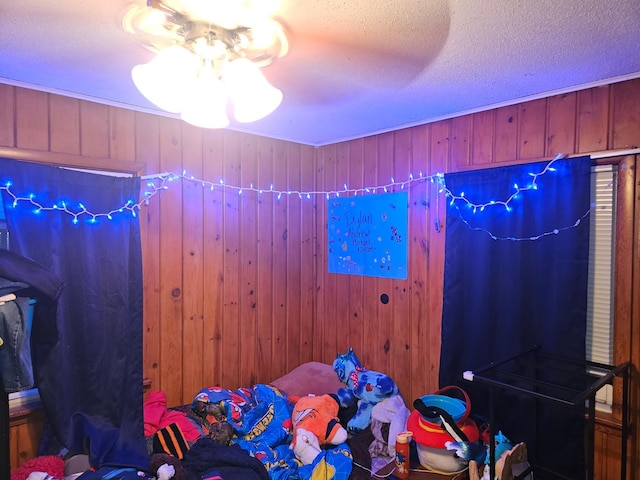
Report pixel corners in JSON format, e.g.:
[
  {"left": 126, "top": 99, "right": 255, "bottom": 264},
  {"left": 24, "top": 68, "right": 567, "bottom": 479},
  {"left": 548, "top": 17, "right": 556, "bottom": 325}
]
[
  {"left": 586, "top": 165, "right": 616, "bottom": 365},
  {"left": 587, "top": 165, "right": 616, "bottom": 409}
]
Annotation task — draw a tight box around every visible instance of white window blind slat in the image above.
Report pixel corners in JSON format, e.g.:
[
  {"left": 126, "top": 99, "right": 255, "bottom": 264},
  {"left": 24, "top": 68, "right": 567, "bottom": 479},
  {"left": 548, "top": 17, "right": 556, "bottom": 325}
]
[{"left": 586, "top": 165, "right": 616, "bottom": 411}]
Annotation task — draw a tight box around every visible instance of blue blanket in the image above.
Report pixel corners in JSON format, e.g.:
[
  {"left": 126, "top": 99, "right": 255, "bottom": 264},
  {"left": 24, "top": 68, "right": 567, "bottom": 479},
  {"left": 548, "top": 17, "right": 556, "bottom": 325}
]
[{"left": 193, "top": 384, "right": 352, "bottom": 480}]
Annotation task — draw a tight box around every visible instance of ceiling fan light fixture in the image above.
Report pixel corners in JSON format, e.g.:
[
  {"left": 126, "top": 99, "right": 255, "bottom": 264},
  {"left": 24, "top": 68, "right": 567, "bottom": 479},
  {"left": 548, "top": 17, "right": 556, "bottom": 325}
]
[
  {"left": 129, "top": 0, "right": 286, "bottom": 128},
  {"left": 246, "top": 17, "right": 286, "bottom": 52},
  {"left": 180, "top": 63, "right": 230, "bottom": 129},
  {"left": 224, "top": 58, "right": 282, "bottom": 123},
  {"left": 131, "top": 45, "right": 200, "bottom": 113},
  {"left": 175, "top": 0, "right": 248, "bottom": 29}
]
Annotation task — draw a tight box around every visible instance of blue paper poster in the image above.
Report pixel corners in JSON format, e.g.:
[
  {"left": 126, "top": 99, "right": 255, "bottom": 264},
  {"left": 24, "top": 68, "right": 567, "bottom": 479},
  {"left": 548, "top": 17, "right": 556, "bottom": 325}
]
[{"left": 328, "top": 192, "right": 408, "bottom": 279}]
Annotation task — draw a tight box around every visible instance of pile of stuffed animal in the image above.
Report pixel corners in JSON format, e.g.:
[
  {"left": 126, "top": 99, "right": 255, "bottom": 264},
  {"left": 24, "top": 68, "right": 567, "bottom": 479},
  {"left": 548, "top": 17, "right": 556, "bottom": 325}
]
[
  {"left": 287, "top": 347, "right": 409, "bottom": 469},
  {"left": 20, "top": 347, "right": 521, "bottom": 480}
]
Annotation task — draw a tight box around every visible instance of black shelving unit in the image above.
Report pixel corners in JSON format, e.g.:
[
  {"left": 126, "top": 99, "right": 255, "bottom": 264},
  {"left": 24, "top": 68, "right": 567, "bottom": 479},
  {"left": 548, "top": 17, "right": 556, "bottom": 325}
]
[{"left": 463, "top": 345, "right": 629, "bottom": 480}]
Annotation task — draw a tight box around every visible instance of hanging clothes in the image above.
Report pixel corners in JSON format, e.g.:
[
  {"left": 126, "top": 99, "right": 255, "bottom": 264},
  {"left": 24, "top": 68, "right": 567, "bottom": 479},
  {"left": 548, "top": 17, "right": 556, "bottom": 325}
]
[{"left": 0, "top": 249, "right": 63, "bottom": 393}]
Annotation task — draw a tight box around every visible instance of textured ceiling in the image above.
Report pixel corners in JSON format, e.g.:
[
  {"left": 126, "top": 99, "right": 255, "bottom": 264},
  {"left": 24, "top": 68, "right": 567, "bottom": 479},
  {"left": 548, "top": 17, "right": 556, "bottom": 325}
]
[{"left": 0, "top": 1, "right": 639, "bottom": 146}]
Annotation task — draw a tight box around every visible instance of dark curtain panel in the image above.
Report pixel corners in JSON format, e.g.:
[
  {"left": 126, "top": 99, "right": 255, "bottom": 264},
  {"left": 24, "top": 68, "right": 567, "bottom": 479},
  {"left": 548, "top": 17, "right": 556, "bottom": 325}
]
[
  {"left": 438, "top": 156, "right": 591, "bottom": 478},
  {"left": 0, "top": 158, "right": 147, "bottom": 469}
]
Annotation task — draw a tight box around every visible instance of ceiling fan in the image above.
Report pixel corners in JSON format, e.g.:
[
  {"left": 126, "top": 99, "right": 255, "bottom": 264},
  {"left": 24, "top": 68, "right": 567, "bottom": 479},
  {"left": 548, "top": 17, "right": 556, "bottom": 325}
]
[
  {"left": 122, "top": 0, "right": 290, "bottom": 126},
  {"left": 122, "top": 0, "right": 288, "bottom": 64},
  {"left": 122, "top": 0, "right": 451, "bottom": 109}
]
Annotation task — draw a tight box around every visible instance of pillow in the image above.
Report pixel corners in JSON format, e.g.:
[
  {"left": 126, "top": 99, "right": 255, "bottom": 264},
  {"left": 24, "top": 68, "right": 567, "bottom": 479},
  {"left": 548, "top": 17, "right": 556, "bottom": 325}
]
[{"left": 271, "top": 361, "right": 344, "bottom": 398}]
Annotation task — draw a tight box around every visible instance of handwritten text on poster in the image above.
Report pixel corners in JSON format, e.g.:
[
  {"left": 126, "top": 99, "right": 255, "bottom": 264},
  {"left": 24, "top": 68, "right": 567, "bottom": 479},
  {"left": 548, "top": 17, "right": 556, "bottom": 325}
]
[{"left": 328, "top": 192, "right": 408, "bottom": 279}]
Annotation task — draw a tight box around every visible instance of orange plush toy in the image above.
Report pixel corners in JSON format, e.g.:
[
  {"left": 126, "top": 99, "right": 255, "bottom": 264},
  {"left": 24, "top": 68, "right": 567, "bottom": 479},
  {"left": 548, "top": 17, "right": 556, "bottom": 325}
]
[{"left": 291, "top": 393, "right": 348, "bottom": 452}]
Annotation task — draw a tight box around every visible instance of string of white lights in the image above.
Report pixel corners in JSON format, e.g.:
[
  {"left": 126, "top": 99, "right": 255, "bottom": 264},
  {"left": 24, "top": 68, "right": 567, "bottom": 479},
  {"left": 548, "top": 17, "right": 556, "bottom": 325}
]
[
  {"left": 438, "top": 153, "right": 563, "bottom": 212},
  {"left": 147, "top": 169, "right": 437, "bottom": 200},
  {"left": 0, "top": 176, "right": 170, "bottom": 224},
  {"left": 0, "top": 154, "right": 588, "bottom": 241},
  {"left": 437, "top": 153, "right": 581, "bottom": 240},
  {"left": 450, "top": 202, "right": 592, "bottom": 241}
]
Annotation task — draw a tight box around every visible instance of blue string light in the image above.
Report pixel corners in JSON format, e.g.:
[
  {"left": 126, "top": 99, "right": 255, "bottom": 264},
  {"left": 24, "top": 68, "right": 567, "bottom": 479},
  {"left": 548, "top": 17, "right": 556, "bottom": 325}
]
[
  {"left": 441, "top": 154, "right": 593, "bottom": 240},
  {"left": 0, "top": 175, "right": 168, "bottom": 224},
  {"left": 440, "top": 154, "right": 563, "bottom": 214},
  {"left": 0, "top": 154, "right": 590, "bottom": 240}
]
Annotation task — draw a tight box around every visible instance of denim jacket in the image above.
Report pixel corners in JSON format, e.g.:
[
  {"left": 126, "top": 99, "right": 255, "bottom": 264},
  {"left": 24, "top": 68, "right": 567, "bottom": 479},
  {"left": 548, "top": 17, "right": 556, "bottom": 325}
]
[
  {"left": 0, "top": 284, "right": 33, "bottom": 392},
  {"left": 0, "top": 250, "right": 63, "bottom": 392}
]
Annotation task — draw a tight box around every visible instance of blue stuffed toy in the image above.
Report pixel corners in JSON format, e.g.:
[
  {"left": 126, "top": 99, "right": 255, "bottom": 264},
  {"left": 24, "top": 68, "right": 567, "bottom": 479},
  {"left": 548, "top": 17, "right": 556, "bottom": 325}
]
[{"left": 333, "top": 348, "right": 400, "bottom": 433}]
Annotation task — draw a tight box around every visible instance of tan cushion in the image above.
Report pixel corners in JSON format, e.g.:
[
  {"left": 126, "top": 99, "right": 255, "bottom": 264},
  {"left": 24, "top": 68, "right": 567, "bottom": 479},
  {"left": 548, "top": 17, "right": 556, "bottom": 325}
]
[{"left": 271, "top": 361, "right": 344, "bottom": 397}]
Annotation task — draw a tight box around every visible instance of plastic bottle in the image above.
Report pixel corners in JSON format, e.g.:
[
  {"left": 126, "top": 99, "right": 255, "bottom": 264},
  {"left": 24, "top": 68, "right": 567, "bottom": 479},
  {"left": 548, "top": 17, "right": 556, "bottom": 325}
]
[{"left": 394, "top": 431, "right": 412, "bottom": 479}]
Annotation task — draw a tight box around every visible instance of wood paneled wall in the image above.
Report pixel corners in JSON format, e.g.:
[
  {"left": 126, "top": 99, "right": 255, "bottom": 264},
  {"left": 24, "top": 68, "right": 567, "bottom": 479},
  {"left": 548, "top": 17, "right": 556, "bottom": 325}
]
[{"left": 2, "top": 78, "right": 639, "bottom": 476}]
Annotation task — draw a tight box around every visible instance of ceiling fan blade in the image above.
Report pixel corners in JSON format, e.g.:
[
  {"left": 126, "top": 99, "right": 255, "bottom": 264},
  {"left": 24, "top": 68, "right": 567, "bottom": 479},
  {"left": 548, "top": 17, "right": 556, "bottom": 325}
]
[{"left": 269, "top": 0, "right": 451, "bottom": 105}]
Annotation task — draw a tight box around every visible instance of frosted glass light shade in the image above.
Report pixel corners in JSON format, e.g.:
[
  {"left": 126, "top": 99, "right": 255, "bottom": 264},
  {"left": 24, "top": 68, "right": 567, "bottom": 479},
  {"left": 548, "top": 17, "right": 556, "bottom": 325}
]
[
  {"left": 180, "top": 64, "right": 230, "bottom": 128},
  {"left": 132, "top": 46, "right": 200, "bottom": 113},
  {"left": 223, "top": 58, "right": 282, "bottom": 123}
]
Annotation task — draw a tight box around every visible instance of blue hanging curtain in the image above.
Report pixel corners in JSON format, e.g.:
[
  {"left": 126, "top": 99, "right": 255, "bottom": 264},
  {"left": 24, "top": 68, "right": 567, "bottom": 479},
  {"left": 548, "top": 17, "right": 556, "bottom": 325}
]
[
  {"left": 0, "top": 158, "right": 148, "bottom": 469},
  {"left": 438, "top": 156, "right": 591, "bottom": 477}
]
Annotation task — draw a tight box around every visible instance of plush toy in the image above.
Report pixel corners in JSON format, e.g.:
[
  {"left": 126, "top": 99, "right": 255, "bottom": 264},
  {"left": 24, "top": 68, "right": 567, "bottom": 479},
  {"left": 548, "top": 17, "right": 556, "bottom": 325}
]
[
  {"left": 292, "top": 428, "right": 323, "bottom": 465},
  {"left": 467, "top": 440, "right": 531, "bottom": 480},
  {"left": 150, "top": 452, "right": 188, "bottom": 480},
  {"left": 368, "top": 394, "right": 411, "bottom": 458},
  {"left": 333, "top": 348, "right": 400, "bottom": 433},
  {"left": 193, "top": 400, "right": 234, "bottom": 445},
  {"left": 290, "top": 393, "right": 348, "bottom": 463},
  {"left": 11, "top": 455, "right": 64, "bottom": 480}
]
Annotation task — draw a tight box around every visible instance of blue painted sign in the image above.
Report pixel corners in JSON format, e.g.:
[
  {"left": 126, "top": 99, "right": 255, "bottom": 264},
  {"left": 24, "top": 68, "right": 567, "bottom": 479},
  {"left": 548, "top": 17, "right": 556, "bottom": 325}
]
[{"left": 328, "top": 192, "right": 408, "bottom": 279}]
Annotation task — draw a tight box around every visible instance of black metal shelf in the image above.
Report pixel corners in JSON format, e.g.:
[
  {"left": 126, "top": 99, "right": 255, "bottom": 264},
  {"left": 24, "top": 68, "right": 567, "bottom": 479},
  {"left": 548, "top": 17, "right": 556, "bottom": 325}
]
[{"left": 463, "top": 345, "right": 630, "bottom": 480}]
